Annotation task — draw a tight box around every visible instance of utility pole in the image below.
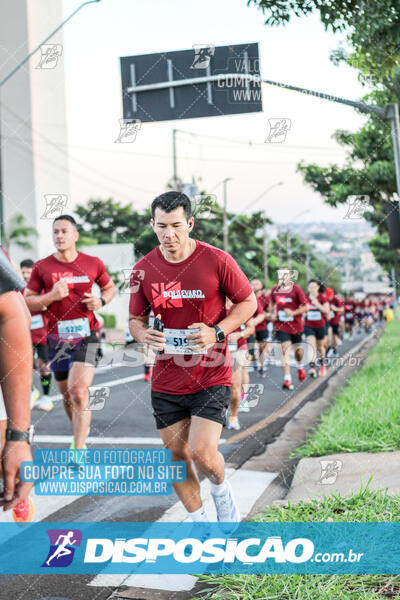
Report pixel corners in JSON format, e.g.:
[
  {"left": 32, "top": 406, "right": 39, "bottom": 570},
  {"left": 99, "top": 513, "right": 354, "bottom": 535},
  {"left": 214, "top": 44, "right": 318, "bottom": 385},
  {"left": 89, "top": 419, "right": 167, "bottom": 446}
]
[
  {"left": 306, "top": 251, "right": 310, "bottom": 282},
  {"left": 172, "top": 128, "right": 178, "bottom": 190},
  {"left": 223, "top": 177, "right": 232, "bottom": 252}
]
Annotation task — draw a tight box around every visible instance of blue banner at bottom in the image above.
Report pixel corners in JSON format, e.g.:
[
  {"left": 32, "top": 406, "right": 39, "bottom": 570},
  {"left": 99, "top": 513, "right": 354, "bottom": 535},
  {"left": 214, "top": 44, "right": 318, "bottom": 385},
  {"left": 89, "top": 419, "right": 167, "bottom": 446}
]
[{"left": 0, "top": 522, "right": 398, "bottom": 574}]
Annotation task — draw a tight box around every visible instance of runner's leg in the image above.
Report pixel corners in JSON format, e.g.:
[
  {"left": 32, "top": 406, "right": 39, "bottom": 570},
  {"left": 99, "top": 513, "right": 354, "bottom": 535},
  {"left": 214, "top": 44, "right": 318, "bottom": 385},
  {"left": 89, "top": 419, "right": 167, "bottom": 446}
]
[
  {"left": 188, "top": 416, "right": 224, "bottom": 484},
  {"left": 67, "top": 362, "right": 94, "bottom": 449},
  {"left": 228, "top": 361, "right": 241, "bottom": 428},
  {"left": 55, "top": 378, "right": 73, "bottom": 420},
  {"left": 158, "top": 418, "right": 203, "bottom": 514}
]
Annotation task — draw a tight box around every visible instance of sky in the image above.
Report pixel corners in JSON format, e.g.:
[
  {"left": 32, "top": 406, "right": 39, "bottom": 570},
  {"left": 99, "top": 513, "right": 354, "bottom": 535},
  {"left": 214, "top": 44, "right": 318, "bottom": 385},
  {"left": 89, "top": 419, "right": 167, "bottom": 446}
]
[{"left": 60, "top": 0, "right": 370, "bottom": 224}]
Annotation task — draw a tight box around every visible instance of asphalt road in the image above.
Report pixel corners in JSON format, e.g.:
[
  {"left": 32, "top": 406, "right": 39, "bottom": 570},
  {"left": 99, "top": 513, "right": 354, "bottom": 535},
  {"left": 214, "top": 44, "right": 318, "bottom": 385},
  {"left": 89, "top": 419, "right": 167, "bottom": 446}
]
[{"left": 0, "top": 327, "right": 371, "bottom": 600}]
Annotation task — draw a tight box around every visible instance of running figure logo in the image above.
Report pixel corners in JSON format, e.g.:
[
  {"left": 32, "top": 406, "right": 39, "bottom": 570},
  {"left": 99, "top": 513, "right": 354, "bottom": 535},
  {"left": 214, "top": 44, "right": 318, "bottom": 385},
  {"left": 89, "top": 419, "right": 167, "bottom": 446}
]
[
  {"left": 265, "top": 118, "right": 291, "bottom": 143},
  {"left": 115, "top": 118, "right": 141, "bottom": 143},
  {"left": 344, "top": 195, "right": 370, "bottom": 219},
  {"left": 42, "top": 529, "right": 82, "bottom": 567},
  {"left": 317, "top": 459, "right": 343, "bottom": 485},
  {"left": 41, "top": 194, "right": 68, "bottom": 219},
  {"left": 36, "top": 44, "right": 63, "bottom": 69},
  {"left": 190, "top": 45, "right": 215, "bottom": 69}
]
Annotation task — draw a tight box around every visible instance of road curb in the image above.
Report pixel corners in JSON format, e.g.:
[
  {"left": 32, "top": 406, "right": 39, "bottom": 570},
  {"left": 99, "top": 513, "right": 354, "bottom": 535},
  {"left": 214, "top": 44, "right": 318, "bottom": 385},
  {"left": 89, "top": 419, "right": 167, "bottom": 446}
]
[{"left": 224, "top": 327, "right": 384, "bottom": 470}]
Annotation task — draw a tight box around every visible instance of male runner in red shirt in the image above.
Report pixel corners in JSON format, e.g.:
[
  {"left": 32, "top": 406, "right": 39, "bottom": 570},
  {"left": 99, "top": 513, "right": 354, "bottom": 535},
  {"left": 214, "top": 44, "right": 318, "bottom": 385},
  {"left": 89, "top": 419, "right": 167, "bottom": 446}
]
[
  {"left": 20, "top": 259, "right": 53, "bottom": 411},
  {"left": 269, "top": 268, "right": 308, "bottom": 390},
  {"left": 25, "top": 215, "right": 115, "bottom": 450},
  {"left": 129, "top": 192, "right": 256, "bottom": 525}
]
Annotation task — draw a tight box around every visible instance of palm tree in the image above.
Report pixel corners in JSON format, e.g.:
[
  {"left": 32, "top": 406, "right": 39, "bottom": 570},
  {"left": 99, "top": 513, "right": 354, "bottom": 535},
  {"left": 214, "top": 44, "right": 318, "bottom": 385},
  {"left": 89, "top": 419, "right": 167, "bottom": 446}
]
[{"left": 2, "top": 214, "right": 37, "bottom": 254}]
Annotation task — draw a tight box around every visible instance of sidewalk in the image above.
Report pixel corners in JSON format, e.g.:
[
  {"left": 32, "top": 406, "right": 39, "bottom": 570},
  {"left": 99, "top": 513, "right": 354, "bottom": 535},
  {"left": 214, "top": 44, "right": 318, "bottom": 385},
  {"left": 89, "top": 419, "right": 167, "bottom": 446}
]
[{"left": 286, "top": 450, "right": 400, "bottom": 504}]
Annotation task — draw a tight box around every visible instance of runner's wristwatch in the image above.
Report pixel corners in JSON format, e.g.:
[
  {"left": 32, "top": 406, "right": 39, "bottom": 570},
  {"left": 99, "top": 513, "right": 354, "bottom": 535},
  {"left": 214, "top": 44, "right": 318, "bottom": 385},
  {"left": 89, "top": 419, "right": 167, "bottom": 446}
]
[
  {"left": 213, "top": 325, "right": 225, "bottom": 343},
  {"left": 6, "top": 425, "right": 34, "bottom": 444}
]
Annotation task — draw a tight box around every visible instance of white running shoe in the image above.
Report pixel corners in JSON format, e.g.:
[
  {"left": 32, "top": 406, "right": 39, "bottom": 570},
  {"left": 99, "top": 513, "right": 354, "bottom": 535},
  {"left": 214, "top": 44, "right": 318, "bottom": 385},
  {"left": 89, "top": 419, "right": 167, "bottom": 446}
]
[
  {"left": 211, "top": 480, "right": 240, "bottom": 532},
  {"left": 30, "top": 388, "right": 40, "bottom": 409},
  {"left": 35, "top": 396, "right": 54, "bottom": 411},
  {"left": 228, "top": 416, "right": 241, "bottom": 430}
]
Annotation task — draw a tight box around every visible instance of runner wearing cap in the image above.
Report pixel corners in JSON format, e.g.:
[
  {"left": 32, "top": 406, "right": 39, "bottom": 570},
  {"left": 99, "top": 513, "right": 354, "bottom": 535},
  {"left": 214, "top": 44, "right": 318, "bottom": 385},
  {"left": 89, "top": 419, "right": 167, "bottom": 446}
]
[
  {"left": 269, "top": 268, "right": 308, "bottom": 390},
  {"left": 304, "top": 280, "right": 330, "bottom": 378},
  {"left": 129, "top": 191, "right": 257, "bottom": 525},
  {"left": 24, "top": 215, "right": 115, "bottom": 450}
]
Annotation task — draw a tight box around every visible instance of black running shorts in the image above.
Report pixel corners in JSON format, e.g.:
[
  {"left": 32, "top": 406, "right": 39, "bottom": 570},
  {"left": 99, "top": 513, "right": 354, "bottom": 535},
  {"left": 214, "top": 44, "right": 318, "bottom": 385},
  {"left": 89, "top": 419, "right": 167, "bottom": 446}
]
[
  {"left": 273, "top": 330, "right": 302, "bottom": 344},
  {"left": 151, "top": 385, "right": 230, "bottom": 429},
  {"left": 304, "top": 325, "right": 326, "bottom": 340}
]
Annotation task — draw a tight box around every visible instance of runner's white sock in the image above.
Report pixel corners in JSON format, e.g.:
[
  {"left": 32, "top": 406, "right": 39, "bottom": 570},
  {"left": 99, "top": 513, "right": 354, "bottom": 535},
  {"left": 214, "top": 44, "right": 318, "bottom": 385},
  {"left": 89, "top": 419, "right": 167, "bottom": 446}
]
[
  {"left": 188, "top": 505, "right": 209, "bottom": 522},
  {"left": 210, "top": 480, "right": 228, "bottom": 496},
  {"left": 284, "top": 373, "right": 292, "bottom": 382}
]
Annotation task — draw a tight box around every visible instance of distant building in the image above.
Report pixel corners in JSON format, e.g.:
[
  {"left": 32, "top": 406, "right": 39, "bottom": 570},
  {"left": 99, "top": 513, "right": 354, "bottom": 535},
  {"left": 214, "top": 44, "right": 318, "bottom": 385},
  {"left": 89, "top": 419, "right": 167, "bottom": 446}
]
[{"left": 0, "top": 0, "right": 69, "bottom": 262}]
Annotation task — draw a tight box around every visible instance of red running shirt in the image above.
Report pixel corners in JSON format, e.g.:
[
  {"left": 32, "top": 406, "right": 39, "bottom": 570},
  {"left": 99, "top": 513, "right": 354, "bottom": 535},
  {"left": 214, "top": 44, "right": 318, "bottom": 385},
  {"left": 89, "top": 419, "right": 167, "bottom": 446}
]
[
  {"left": 255, "top": 294, "right": 270, "bottom": 331},
  {"left": 270, "top": 283, "right": 308, "bottom": 334},
  {"left": 329, "top": 296, "right": 344, "bottom": 325},
  {"left": 304, "top": 294, "right": 328, "bottom": 328},
  {"left": 129, "top": 240, "right": 253, "bottom": 395},
  {"left": 27, "top": 252, "right": 111, "bottom": 339}
]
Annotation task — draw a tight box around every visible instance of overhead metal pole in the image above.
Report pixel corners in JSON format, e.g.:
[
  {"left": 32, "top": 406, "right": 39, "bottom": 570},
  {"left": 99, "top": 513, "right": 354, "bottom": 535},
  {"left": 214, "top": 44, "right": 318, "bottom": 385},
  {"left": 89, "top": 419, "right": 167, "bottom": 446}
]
[{"left": 172, "top": 128, "right": 178, "bottom": 190}]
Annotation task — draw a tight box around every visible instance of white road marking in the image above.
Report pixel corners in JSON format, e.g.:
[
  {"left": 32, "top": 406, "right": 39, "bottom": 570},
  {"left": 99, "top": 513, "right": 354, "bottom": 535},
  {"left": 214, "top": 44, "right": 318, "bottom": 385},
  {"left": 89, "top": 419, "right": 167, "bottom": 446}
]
[
  {"left": 43, "top": 373, "right": 145, "bottom": 403},
  {"left": 34, "top": 435, "right": 225, "bottom": 445},
  {"left": 89, "top": 468, "right": 277, "bottom": 591}
]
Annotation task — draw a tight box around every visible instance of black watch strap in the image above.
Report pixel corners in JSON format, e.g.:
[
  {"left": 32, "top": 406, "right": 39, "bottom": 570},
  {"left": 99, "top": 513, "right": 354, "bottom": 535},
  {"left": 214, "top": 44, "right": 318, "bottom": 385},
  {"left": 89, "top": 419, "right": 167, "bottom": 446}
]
[
  {"left": 101, "top": 297, "right": 106, "bottom": 307},
  {"left": 213, "top": 324, "right": 225, "bottom": 343},
  {"left": 6, "top": 426, "right": 34, "bottom": 444}
]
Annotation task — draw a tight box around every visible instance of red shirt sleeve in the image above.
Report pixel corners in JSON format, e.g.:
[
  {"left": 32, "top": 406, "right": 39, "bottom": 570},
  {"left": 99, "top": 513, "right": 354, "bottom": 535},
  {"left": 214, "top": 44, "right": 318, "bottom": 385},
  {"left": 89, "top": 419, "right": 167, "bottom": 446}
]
[
  {"left": 95, "top": 258, "right": 111, "bottom": 288},
  {"left": 27, "top": 262, "right": 44, "bottom": 293},
  {"left": 296, "top": 285, "right": 308, "bottom": 307},
  {"left": 129, "top": 265, "right": 151, "bottom": 317},
  {"left": 218, "top": 253, "right": 253, "bottom": 303}
]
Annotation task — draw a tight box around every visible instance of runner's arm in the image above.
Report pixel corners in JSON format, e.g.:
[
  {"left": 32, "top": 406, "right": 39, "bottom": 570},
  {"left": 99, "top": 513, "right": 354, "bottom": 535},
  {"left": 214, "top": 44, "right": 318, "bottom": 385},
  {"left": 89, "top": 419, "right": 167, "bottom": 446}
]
[
  {"left": 253, "top": 312, "right": 266, "bottom": 326},
  {"left": 129, "top": 313, "right": 166, "bottom": 351},
  {"left": 24, "top": 287, "right": 56, "bottom": 311},
  {"left": 0, "top": 291, "right": 34, "bottom": 510},
  {"left": 99, "top": 280, "right": 115, "bottom": 305},
  {"left": 287, "top": 303, "right": 309, "bottom": 316},
  {"left": 213, "top": 292, "right": 257, "bottom": 338},
  {"left": 129, "top": 314, "right": 149, "bottom": 343},
  {"left": 229, "top": 317, "right": 255, "bottom": 342}
]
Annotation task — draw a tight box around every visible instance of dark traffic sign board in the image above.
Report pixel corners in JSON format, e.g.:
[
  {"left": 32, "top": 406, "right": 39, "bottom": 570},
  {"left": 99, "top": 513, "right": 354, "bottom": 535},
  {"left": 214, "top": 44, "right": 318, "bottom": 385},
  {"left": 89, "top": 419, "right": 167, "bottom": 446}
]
[{"left": 120, "top": 43, "right": 262, "bottom": 122}]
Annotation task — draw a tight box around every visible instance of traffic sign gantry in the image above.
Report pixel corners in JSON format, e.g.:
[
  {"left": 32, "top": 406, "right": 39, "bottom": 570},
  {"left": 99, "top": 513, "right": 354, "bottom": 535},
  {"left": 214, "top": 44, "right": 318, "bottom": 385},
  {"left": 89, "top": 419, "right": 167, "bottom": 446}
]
[{"left": 120, "top": 43, "right": 262, "bottom": 122}]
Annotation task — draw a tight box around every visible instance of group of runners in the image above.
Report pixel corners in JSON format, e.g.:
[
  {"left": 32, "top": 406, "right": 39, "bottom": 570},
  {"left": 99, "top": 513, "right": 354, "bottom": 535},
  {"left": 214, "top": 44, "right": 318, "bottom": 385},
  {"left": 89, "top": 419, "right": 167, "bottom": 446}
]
[{"left": 0, "top": 191, "right": 393, "bottom": 529}]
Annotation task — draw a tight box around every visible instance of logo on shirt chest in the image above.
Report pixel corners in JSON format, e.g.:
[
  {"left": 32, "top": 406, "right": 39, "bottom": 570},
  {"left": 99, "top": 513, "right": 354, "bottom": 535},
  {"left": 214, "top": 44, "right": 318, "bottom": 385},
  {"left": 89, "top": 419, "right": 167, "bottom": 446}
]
[
  {"left": 51, "top": 272, "right": 91, "bottom": 286},
  {"left": 151, "top": 281, "right": 205, "bottom": 309},
  {"left": 276, "top": 296, "right": 292, "bottom": 304}
]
